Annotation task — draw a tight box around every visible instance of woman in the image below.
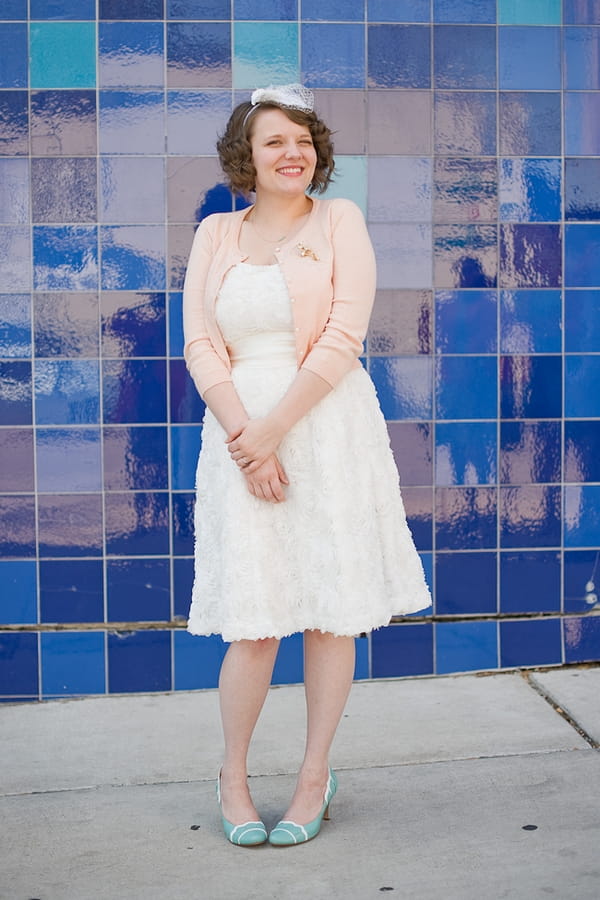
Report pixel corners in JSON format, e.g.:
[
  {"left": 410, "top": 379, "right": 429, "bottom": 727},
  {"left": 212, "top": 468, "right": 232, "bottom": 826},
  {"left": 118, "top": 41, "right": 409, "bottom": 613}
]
[{"left": 183, "top": 84, "right": 431, "bottom": 847}]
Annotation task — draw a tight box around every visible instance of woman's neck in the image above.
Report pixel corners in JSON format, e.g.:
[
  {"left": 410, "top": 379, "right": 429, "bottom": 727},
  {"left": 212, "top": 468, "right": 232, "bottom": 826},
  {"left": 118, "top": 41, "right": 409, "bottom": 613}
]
[{"left": 250, "top": 192, "right": 313, "bottom": 228}]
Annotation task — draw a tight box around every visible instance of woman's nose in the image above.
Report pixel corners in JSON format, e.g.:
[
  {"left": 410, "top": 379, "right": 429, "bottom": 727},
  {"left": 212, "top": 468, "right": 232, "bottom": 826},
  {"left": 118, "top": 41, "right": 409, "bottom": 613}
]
[{"left": 285, "top": 143, "right": 301, "bottom": 157}]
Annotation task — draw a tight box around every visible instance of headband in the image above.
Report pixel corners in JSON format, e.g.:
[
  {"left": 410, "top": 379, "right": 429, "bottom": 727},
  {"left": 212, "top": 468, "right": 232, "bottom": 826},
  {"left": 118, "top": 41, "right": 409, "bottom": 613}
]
[{"left": 242, "top": 84, "right": 315, "bottom": 129}]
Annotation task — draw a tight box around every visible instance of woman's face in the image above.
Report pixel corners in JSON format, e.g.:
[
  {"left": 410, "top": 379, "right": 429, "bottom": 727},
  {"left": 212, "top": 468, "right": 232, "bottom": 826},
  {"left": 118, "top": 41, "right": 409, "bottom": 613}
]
[{"left": 249, "top": 107, "right": 317, "bottom": 199}]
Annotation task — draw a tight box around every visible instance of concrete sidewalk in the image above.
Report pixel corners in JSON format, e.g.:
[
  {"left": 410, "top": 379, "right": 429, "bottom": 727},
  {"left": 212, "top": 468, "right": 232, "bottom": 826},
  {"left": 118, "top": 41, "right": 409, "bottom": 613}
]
[{"left": 1, "top": 667, "right": 599, "bottom": 900}]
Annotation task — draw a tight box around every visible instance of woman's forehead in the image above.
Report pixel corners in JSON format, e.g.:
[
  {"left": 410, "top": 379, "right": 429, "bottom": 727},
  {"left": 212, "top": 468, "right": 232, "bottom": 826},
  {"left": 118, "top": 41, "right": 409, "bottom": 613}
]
[{"left": 250, "top": 107, "right": 311, "bottom": 138}]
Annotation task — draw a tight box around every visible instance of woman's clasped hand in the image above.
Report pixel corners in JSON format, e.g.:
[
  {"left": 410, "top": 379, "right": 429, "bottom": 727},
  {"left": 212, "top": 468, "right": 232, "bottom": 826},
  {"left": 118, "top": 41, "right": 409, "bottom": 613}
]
[{"left": 227, "top": 416, "right": 288, "bottom": 502}]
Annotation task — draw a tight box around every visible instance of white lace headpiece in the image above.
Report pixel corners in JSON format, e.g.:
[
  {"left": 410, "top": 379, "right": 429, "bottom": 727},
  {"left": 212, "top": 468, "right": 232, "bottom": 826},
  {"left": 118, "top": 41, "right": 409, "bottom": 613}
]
[{"left": 242, "top": 84, "right": 314, "bottom": 128}]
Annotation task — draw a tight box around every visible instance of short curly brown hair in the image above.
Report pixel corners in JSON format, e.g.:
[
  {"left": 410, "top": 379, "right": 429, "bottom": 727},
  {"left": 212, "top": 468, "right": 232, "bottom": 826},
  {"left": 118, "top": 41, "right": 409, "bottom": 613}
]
[{"left": 216, "top": 101, "right": 335, "bottom": 197}]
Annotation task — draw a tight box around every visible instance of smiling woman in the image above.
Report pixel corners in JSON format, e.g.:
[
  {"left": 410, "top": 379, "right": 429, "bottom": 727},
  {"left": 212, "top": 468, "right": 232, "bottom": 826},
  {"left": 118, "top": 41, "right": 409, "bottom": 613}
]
[{"left": 182, "top": 84, "right": 431, "bottom": 848}]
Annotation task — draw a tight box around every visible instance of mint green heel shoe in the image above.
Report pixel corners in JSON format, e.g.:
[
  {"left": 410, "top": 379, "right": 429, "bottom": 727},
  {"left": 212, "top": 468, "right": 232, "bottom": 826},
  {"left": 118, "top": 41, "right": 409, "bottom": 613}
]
[
  {"left": 268, "top": 769, "right": 338, "bottom": 846},
  {"left": 216, "top": 773, "right": 267, "bottom": 847}
]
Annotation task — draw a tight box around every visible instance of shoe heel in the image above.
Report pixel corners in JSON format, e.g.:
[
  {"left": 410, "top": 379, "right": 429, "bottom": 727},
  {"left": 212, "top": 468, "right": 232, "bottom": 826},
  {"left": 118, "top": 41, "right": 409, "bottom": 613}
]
[{"left": 323, "top": 802, "right": 331, "bottom": 821}]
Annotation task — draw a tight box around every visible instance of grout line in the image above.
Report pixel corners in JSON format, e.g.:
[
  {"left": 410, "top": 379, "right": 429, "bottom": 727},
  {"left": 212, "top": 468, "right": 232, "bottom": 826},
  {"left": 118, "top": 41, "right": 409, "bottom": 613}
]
[{"left": 522, "top": 670, "right": 599, "bottom": 749}]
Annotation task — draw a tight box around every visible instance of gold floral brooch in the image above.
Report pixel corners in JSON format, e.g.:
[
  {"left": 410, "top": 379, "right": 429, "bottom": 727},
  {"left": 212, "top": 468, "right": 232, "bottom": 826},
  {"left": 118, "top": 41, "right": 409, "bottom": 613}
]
[{"left": 297, "top": 242, "right": 319, "bottom": 261}]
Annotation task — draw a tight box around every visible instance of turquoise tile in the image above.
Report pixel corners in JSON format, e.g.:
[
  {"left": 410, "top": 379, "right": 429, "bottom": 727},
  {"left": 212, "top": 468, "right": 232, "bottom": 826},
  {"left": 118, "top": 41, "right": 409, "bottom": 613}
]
[
  {"left": 233, "top": 22, "right": 299, "bottom": 89},
  {"left": 498, "top": 0, "right": 561, "bottom": 24},
  {"left": 30, "top": 22, "right": 96, "bottom": 89},
  {"left": 322, "top": 156, "right": 367, "bottom": 216}
]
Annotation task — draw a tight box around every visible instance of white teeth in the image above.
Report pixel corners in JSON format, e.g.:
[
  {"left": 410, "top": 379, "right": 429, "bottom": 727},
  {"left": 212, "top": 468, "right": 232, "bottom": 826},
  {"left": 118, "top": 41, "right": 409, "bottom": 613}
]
[{"left": 278, "top": 167, "right": 302, "bottom": 174}]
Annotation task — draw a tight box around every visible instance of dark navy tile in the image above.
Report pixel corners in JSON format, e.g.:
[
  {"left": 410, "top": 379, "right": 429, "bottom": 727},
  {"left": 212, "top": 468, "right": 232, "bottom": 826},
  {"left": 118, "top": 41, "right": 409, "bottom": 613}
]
[
  {"left": 435, "top": 92, "right": 496, "bottom": 155},
  {"left": 30, "top": 89, "right": 97, "bottom": 156},
  {"left": 565, "top": 159, "right": 600, "bottom": 221},
  {"left": 367, "top": 90, "right": 432, "bottom": 155},
  {"left": 435, "top": 487, "right": 497, "bottom": 550},
  {"left": 105, "top": 491, "right": 170, "bottom": 556},
  {"left": 434, "top": 226, "right": 497, "bottom": 288},
  {"left": 387, "top": 422, "right": 432, "bottom": 487},
  {"left": 499, "top": 92, "right": 561, "bottom": 156},
  {"left": 302, "top": 0, "right": 360, "bottom": 18},
  {"left": 435, "top": 290, "right": 497, "bottom": 353},
  {"left": 565, "top": 290, "right": 600, "bottom": 351},
  {"left": 564, "top": 616, "right": 600, "bottom": 664},
  {"left": 36, "top": 428, "right": 102, "bottom": 493},
  {"left": 564, "top": 550, "right": 600, "bottom": 614},
  {"left": 99, "top": 22, "right": 164, "bottom": 89},
  {"left": 0, "top": 293, "right": 30, "bottom": 358},
  {"left": 500, "top": 421, "right": 561, "bottom": 484},
  {"left": 0, "top": 0, "right": 27, "bottom": 18},
  {"left": 168, "top": 292, "right": 184, "bottom": 357},
  {"left": 370, "top": 357, "right": 432, "bottom": 420},
  {"left": 34, "top": 359, "right": 100, "bottom": 425},
  {"left": 433, "top": 158, "right": 497, "bottom": 224},
  {"left": 31, "top": 158, "right": 97, "bottom": 224},
  {"left": 101, "top": 292, "right": 166, "bottom": 357},
  {"left": 500, "top": 551, "right": 561, "bottom": 613},
  {"left": 564, "top": 485, "right": 600, "bottom": 548},
  {"left": 38, "top": 493, "right": 103, "bottom": 558},
  {"left": 0, "top": 227, "right": 30, "bottom": 292},
  {"left": 107, "top": 630, "right": 171, "bottom": 694},
  {"left": 565, "top": 421, "right": 600, "bottom": 483},
  {"left": 272, "top": 633, "right": 304, "bottom": 685},
  {"left": 103, "top": 359, "right": 167, "bottom": 424},
  {"left": 0, "top": 361, "right": 31, "bottom": 425},
  {"left": 434, "top": 25, "right": 496, "bottom": 89},
  {"left": 103, "top": 426, "right": 168, "bottom": 491},
  {"left": 100, "top": 226, "right": 166, "bottom": 290},
  {"left": 401, "top": 487, "right": 433, "bottom": 552},
  {"left": 33, "top": 226, "right": 98, "bottom": 291},
  {"left": 435, "top": 422, "right": 497, "bottom": 486},
  {"left": 369, "top": 290, "right": 431, "bottom": 355},
  {"left": 435, "top": 551, "right": 497, "bottom": 615},
  {"left": 500, "top": 224, "right": 562, "bottom": 288},
  {"left": 436, "top": 621, "right": 498, "bottom": 675},
  {"left": 170, "top": 359, "right": 206, "bottom": 423},
  {"left": 34, "top": 292, "right": 99, "bottom": 358},
  {"left": 168, "top": 0, "right": 230, "bottom": 17},
  {"left": 368, "top": 25, "right": 430, "bottom": 88},
  {"left": 500, "top": 618, "right": 562, "bottom": 668},
  {"left": 0, "top": 495, "right": 36, "bottom": 558},
  {"left": 501, "top": 356, "right": 562, "bottom": 419},
  {"left": 0, "top": 23, "right": 27, "bottom": 88},
  {"left": 101, "top": 157, "right": 165, "bottom": 224},
  {"left": 107, "top": 558, "right": 170, "bottom": 621},
  {"left": 41, "top": 632, "right": 105, "bottom": 699},
  {"left": 369, "top": 0, "right": 430, "bottom": 20},
  {"left": 435, "top": 356, "right": 497, "bottom": 420},
  {"left": 499, "top": 26, "right": 560, "bottom": 90},
  {"left": 0, "top": 159, "right": 29, "bottom": 223},
  {"left": 167, "top": 22, "right": 230, "bottom": 88},
  {"left": 500, "top": 290, "right": 562, "bottom": 353},
  {"left": 0, "top": 428, "right": 34, "bottom": 492},
  {"left": 565, "top": 92, "right": 600, "bottom": 155},
  {"left": 564, "top": 27, "right": 600, "bottom": 89},
  {"left": 564, "top": 1, "right": 600, "bottom": 23},
  {"left": 303, "top": 24, "right": 365, "bottom": 88},
  {"left": 99, "top": 91, "right": 165, "bottom": 155},
  {"left": 39, "top": 559, "right": 104, "bottom": 624},
  {"left": 173, "top": 556, "right": 194, "bottom": 618},
  {"left": 499, "top": 159, "right": 561, "bottom": 223},
  {"left": 100, "top": 0, "right": 164, "bottom": 17},
  {"left": 372, "top": 623, "right": 433, "bottom": 677},
  {"left": 433, "top": 0, "right": 496, "bottom": 22},
  {"left": 0, "top": 561, "right": 37, "bottom": 625},
  {"left": 172, "top": 492, "right": 194, "bottom": 556},
  {"left": 0, "top": 90, "right": 28, "bottom": 156},
  {"left": 500, "top": 485, "right": 562, "bottom": 548},
  {"left": 565, "top": 356, "right": 600, "bottom": 417},
  {"left": 565, "top": 224, "right": 600, "bottom": 286},
  {"left": 0, "top": 633, "right": 38, "bottom": 701},
  {"left": 174, "top": 631, "right": 226, "bottom": 690},
  {"left": 171, "top": 425, "right": 201, "bottom": 491}
]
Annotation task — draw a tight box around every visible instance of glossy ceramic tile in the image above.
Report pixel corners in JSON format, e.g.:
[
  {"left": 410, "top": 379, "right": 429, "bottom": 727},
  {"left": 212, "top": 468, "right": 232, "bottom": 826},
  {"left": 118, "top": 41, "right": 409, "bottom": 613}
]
[
  {"left": 100, "top": 0, "right": 164, "bottom": 17},
  {"left": 167, "top": 90, "right": 230, "bottom": 155},
  {"left": 0, "top": 360, "right": 32, "bottom": 425},
  {"left": 435, "top": 422, "right": 496, "bottom": 485},
  {"left": 435, "top": 92, "right": 496, "bottom": 156},
  {"left": 564, "top": 616, "right": 600, "bottom": 664},
  {"left": 565, "top": 92, "right": 600, "bottom": 156},
  {"left": 434, "top": 225, "right": 497, "bottom": 288},
  {"left": 435, "top": 290, "right": 497, "bottom": 353},
  {"left": 564, "top": 28, "right": 600, "bottom": 90},
  {"left": 167, "top": 22, "right": 230, "bottom": 88},
  {"left": 107, "top": 558, "right": 171, "bottom": 622},
  {"left": 169, "top": 359, "right": 206, "bottom": 423},
  {"left": 0, "top": 429, "right": 34, "bottom": 492},
  {"left": 387, "top": 422, "right": 432, "bottom": 486},
  {"left": 0, "top": 226, "right": 30, "bottom": 291},
  {"left": 37, "top": 493, "right": 103, "bottom": 558},
  {"left": 433, "top": 158, "right": 497, "bottom": 224},
  {"left": 170, "top": 425, "right": 201, "bottom": 490},
  {"left": 435, "top": 356, "right": 497, "bottom": 419},
  {"left": 323, "top": 155, "right": 367, "bottom": 214},
  {"left": 172, "top": 556, "right": 193, "bottom": 618},
  {"left": 99, "top": 91, "right": 165, "bottom": 155},
  {"left": 0, "top": 293, "right": 30, "bottom": 358},
  {"left": 369, "top": 0, "right": 430, "bottom": 21},
  {"left": 168, "top": 292, "right": 184, "bottom": 356},
  {"left": 367, "top": 90, "right": 432, "bottom": 155},
  {"left": 105, "top": 491, "right": 170, "bottom": 556},
  {"left": 174, "top": 631, "right": 226, "bottom": 691},
  {"left": 498, "top": 0, "right": 561, "bottom": 24},
  {"left": 435, "top": 487, "right": 497, "bottom": 549},
  {"left": 33, "top": 226, "right": 98, "bottom": 292},
  {"left": 500, "top": 551, "right": 561, "bottom": 614},
  {"left": 500, "top": 421, "right": 561, "bottom": 484},
  {"left": 500, "top": 485, "right": 562, "bottom": 548},
  {"left": 167, "top": 157, "right": 225, "bottom": 223},
  {"left": 565, "top": 225, "right": 600, "bottom": 286},
  {"left": 30, "top": 89, "right": 97, "bottom": 156},
  {"left": 565, "top": 159, "right": 600, "bottom": 222},
  {"left": 369, "top": 290, "right": 431, "bottom": 355},
  {"left": 0, "top": 633, "right": 38, "bottom": 701},
  {"left": 0, "top": 561, "right": 37, "bottom": 625},
  {"left": 101, "top": 292, "right": 166, "bottom": 357},
  {"left": 31, "top": 157, "right": 97, "bottom": 224},
  {"left": 433, "top": 0, "right": 496, "bottom": 22},
  {"left": 100, "top": 226, "right": 166, "bottom": 290},
  {"left": 36, "top": 428, "right": 102, "bottom": 493},
  {"left": 563, "top": 550, "right": 600, "bottom": 614},
  {"left": 565, "top": 356, "right": 600, "bottom": 418},
  {"left": 501, "top": 355, "right": 562, "bottom": 419},
  {"left": 370, "top": 356, "right": 432, "bottom": 420},
  {"left": 563, "top": 1, "right": 600, "bottom": 23},
  {"left": 499, "top": 159, "right": 561, "bottom": 224},
  {"left": 107, "top": 630, "right": 171, "bottom": 694},
  {"left": 401, "top": 486, "right": 434, "bottom": 551},
  {"left": 34, "top": 293, "right": 99, "bottom": 358},
  {"left": 0, "top": 91, "right": 28, "bottom": 156},
  {"left": 103, "top": 426, "right": 168, "bottom": 491},
  {"left": 369, "top": 223, "right": 432, "bottom": 289},
  {"left": 99, "top": 22, "right": 164, "bottom": 89},
  {"left": 0, "top": 0, "right": 27, "bottom": 18},
  {"left": 500, "top": 224, "right": 562, "bottom": 288},
  {"left": 0, "top": 495, "right": 36, "bottom": 558},
  {"left": 39, "top": 559, "right": 104, "bottom": 624},
  {"left": 435, "top": 551, "right": 497, "bottom": 615},
  {"left": 500, "top": 289, "right": 562, "bottom": 353},
  {"left": 169, "top": 0, "right": 230, "bottom": 17},
  {"left": 234, "top": 22, "right": 298, "bottom": 88},
  {"left": 368, "top": 25, "right": 430, "bottom": 88},
  {"left": 0, "top": 24, "right": 27, "bottom": 89},
  {"left": 499, "top": 27, "right": 561, "bottom": 90},
  {"left": 29, "top": 23, "right": 96, "bottom": 90},
  {"left": 102, "top": 359, "right": 167, "bottom": 424},
  {"left": 102, "top": 157, "right": 165, "bottom": 224},
  {"left": 499, "top": 92, "right": 561, "bottom": 157},
  {"left": 436, "top": 620, "right": 498, "bottom": 674},
  {"left": 302, "top": 0, "right": 361, "bottom": 18},
  {"left": 434, "top": 25, "right": 496, "bottom": 89},
  {"left": 41, "top": 632, "right": 105, "bottom": 699},
  {"left": 372, "top": 623, "right": 434, "bottom": 677},
  {"left": 171, "top": 492, "right": 195, "bottom": 556},
  {"left": 500, "top": 619, "right": 562, "bottom": 668},
  {"left": 564, "top": 290, "right": 600, "bottom": 351},
  {"left": 302, "top": 24, "right": 364, "bottom": 88},
  {"left": 368, "top": 157, "right": 431, "bottom": 223},
  {"left": 30, "top": 0, "right": 96, "bottom": 17},
  {"left": 565, "top": 485, "right": 600, "bottom": 548},
  {"left": 565, "top": 421, "right": 600, "bottom": 484},
  {"left": 34, "top": 359, "right": 100, "bottom": 425}
]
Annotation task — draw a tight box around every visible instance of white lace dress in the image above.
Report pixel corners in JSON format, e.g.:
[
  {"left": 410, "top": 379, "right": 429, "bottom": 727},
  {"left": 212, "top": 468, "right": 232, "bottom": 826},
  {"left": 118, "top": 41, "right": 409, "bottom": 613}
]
[{"left": 187, "top": 263, "right": 431, "bottom": 642}]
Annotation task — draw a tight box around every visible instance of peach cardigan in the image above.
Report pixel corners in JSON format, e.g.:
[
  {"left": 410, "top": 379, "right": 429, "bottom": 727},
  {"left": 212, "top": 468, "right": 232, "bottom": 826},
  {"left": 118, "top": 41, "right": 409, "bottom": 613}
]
[{"left": 182, "top": 196, "right": 377, "bottom": 397}]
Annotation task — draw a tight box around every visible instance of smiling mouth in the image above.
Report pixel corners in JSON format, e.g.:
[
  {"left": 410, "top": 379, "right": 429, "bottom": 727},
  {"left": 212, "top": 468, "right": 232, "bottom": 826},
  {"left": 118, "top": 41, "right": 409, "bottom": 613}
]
[{"left": 277, "top": 167, "right": 304, "bottom": 175}]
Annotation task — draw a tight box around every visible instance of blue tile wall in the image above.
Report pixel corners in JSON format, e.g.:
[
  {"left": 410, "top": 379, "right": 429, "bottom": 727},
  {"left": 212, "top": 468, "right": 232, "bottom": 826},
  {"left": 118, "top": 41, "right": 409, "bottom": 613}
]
[{"left": 1, "top": 2, "right": 599, "bottom": 700}]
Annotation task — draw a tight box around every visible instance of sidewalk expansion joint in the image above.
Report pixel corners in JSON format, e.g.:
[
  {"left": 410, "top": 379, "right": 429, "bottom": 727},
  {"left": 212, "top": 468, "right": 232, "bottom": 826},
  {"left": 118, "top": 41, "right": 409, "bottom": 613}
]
[{"left": 522, "top": 671, "right": 600, "bottom": 750}]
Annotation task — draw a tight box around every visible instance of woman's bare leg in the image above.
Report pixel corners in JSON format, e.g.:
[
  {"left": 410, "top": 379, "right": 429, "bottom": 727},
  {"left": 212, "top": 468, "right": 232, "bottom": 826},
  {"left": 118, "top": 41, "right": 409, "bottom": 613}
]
[
  {"left": 218, "top": 637, "right": 280, "bottom": 823},
  {"left": 282, "top": 631, "right": 355, "bottom": 823}
]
